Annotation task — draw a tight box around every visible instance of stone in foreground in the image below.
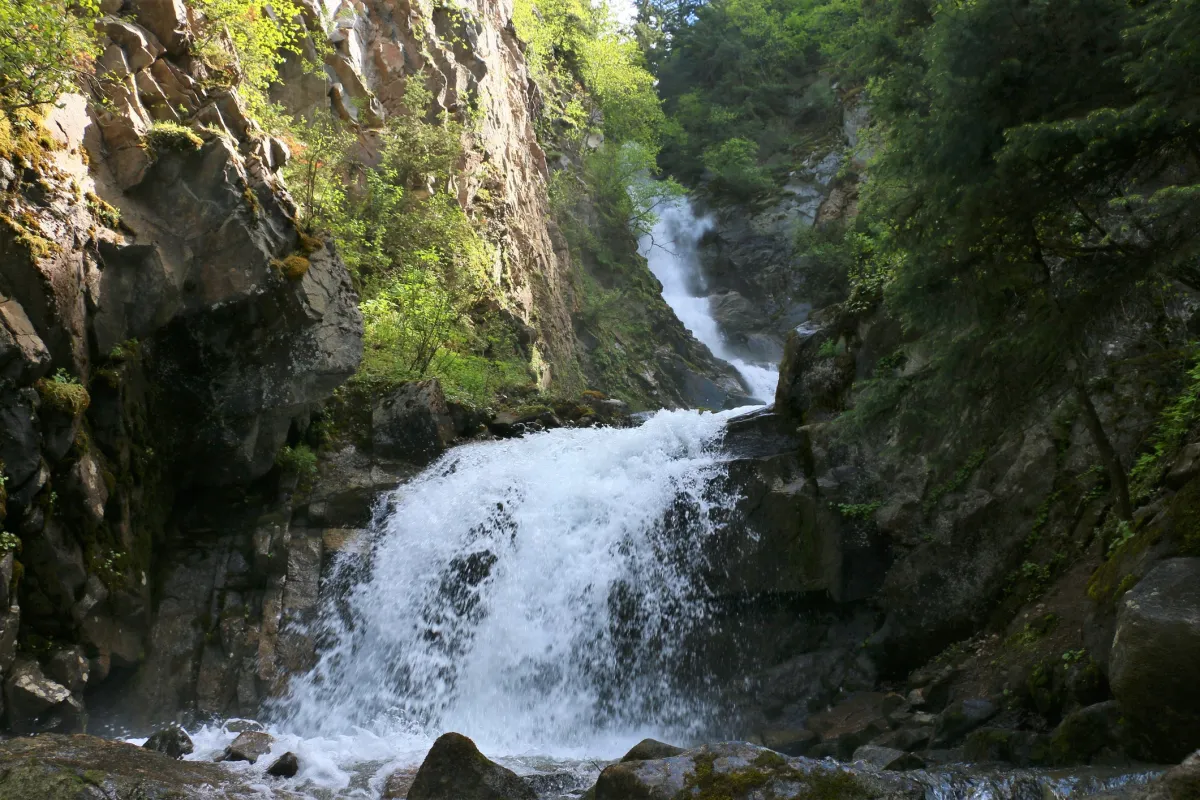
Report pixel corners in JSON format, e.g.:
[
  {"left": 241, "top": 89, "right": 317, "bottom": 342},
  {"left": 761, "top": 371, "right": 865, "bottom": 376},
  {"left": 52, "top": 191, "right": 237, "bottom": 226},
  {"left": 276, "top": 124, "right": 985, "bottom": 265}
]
[
  {"left": 267, "top": 751, "right": 300, "bottom": 778},
  {"left": 594, "top": 742, "right": 925, "bottom": 800},
  {"left": 407, "top": 732, "right": 537, "bottom": 800},
  {"left": 0, "top": 733, "right": 292, "bottom": 799},
  {"left": 222, "top": 730, "right": 275, "bottom": 763},
  {"left": 142, "top": 725, "right": 194, "bottom": 759},
  {"left": 1110, "top": 558, "right": 1200, "bottom": 762}
]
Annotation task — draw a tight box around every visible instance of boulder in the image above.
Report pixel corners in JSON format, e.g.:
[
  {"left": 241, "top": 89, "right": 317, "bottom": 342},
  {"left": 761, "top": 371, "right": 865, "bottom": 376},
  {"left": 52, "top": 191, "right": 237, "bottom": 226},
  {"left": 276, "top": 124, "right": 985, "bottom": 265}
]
[
  {"left": 267, "top": 751, "right": 300, "bottom": 778},
  {"left": 962, "top": 728, "right": 1048, "bottom": 766},
  {"left": 46, "top": 646, "right": 90, "bottom": 695},
  {"left": 143, "top": 725, "right": 194, "bottom": 759},
  {"left": 871, "top": 726, "right": 932, "bottom": 753},
  {"left": 0, "top": 296, "right": 51, "bottom": 383},
  {"left": 3, "top": 657, "right": 85, "bottom": 734},
  {"left": 407, "top": 732, "right": 536, "bottom": 800},
  {"left": 852, "top": 744, "right": 925, "bottom": 771},
  {"left": 1046, "top": 701, "right": 1126, "bottom": 765},
  {"left": 932, "top": 698, "right": 998, "bottom": 748},
  {"left": 760, "top": 728, "right": 819, "bottom": 757},
  {"left": 621, "top": 738, "right": 685, "bottom": 762},
  {"left": 594, "top": 742, "right": 925, "bottom": 800},
  {"left": 222, "top": 730, "right": 274, "bottom": 763},
  {"left": 0, "top": 734, "right": 278, "bottom": 798},
  {"left": 1110, "top": 558, "right": 1200, "bottom": 762},
  {"left": 371, "top": 379, "right": 455, "bottom": 463}
]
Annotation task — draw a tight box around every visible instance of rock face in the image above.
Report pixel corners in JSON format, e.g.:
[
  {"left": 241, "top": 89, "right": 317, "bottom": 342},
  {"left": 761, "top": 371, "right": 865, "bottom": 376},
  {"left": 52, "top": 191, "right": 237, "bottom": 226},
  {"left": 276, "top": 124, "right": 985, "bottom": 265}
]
[
  {"left": 1110, "top": 558, "right": 1200, "bottom": 761},
  {"left": 0, "top": 0, "right": 362, "bottom": 733},
  {"left": 407, "top": 732, "right": 536, "bottom": 800},
  {"left": 372, "top": 380, "right": 456, "bottom": 463}
]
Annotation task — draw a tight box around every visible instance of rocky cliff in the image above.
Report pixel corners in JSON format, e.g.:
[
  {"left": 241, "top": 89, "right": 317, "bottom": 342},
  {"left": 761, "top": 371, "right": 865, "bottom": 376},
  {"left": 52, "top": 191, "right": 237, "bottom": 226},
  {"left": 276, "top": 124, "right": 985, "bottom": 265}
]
[{"left": 0, "top": 0, "right": 365, "bottom": 730}]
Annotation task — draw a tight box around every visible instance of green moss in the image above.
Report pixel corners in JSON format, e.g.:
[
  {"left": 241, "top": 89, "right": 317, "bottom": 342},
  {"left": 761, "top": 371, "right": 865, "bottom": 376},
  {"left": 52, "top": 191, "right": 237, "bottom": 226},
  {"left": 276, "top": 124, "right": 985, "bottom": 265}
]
[
  {"left": 296, "top": 230, "right": 324, "bottom": 255},
  {"left": 242, "top": 184, "right": 261, "bottom": 217},
  {"left": 85, "top": 191, "right": 120, "bottom": 228},
  {"left": 1088, "top": 520, "right": 1161, "bottom": 608},
  {"left": 144, "top": 121, "right": 203, "bottom": 155},
  {"left": 277, "top": 254, "right": 309, "bottom": 280},
  {"left": 35, "top": 371, "right": 90, "bottom": 416},
  {"left": 1004, "top": 613, "right": 1060, "bottom": 650},
  {"left": 1169, "top": 477, "right": 1200, "bottom": 556},
  {"left": 1, "top": 211, "right": 59, "bottom": 260},
  {"left": 673, "top": 753, "right": 867, "bottom": 800}
]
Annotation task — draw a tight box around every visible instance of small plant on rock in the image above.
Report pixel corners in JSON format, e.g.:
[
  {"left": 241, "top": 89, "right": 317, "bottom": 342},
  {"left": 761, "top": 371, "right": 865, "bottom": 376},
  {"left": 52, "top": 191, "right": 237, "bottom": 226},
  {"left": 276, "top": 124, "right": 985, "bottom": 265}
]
[
  {"left": 144, "top": 122, "right": 204, "bottom": 156},
  {"left": 276, "top": 444, "right": 318, "bottom": 476},
  {"left": 35, "top": 368, "right": 90, "bottom": 415}
]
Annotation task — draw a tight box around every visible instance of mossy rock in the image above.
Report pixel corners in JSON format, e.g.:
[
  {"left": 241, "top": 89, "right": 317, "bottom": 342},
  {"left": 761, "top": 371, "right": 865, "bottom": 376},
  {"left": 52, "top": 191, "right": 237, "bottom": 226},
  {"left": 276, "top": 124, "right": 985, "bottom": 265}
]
[
  {"left": 34, "top": 377, "right": 90, "bottom": 416},
  {"left": 276, "top": 254, "right": 310, "bottom": 281},
  {"left": 144, "top": 122, "right": 203, "bottom": 156}
]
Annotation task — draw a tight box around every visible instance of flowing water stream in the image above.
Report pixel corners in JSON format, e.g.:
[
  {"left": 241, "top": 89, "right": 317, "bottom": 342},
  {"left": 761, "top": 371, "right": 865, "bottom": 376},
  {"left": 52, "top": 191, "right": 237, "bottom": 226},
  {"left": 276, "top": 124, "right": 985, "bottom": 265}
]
[
  {"left": 143, "top": 198, "right": 1159, "bottom": 799},
  {"left": 639, "top": 196, "right": 781, "bottom": 403}
]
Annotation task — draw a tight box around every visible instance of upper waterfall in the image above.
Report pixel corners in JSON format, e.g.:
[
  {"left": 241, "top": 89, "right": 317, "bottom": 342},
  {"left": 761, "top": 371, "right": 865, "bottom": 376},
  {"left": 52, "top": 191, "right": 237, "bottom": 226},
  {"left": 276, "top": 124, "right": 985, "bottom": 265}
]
[
  {"left": 639, "top": 197, "right": 780, "bottom": 403},
  {"left": 274, "top": 408, "right": 744, "bottom": 760}
]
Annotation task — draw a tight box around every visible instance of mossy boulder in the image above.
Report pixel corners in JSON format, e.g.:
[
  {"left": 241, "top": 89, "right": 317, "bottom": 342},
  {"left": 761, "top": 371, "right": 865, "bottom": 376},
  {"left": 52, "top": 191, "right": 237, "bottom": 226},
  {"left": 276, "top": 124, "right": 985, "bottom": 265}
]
[
  {"left": 593, "top": 742, "right": 924, "bottom": 800},
  {"left": 0, "top": 733, "right": 274, "bottom": 799}
]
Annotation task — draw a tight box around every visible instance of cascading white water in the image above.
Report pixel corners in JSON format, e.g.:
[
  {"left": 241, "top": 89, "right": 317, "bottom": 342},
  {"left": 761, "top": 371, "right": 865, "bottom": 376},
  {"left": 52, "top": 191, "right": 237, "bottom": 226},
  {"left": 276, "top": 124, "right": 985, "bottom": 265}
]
[
  {"left": 639, "top": 197, "right": 780, "bottom": 402},
  {"left": 274, "top": 409, "right": 742, "bottom": 766}
]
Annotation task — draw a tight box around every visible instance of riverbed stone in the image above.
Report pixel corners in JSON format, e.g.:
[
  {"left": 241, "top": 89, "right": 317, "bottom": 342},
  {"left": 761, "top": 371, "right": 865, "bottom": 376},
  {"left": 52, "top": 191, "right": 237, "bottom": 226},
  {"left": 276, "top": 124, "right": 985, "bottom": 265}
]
[
  {"left": 622, "top": 738, "right": 686, "bottom": 762},
  {"left": 143, "top": 725, "right": 194, "bottom": 759},
  {"left": 408, "top": 732, "right": 536, "bottom": 800},
  {"left": 223, "top": 730, "right": 274, "bottom": 763},
  {"left": 267, "top": 751, "right": 300, "bottom": 778},
  {"left": 3, "top": 657, "right": 84, "bottom": 734},
  {"left": 932, "top": 698, "right": 999, "bottom": 748},
  {"left": 1110, "top": 558, "right": 1200, "bottom": 762},
  {"left": 852, "top": 744, "right": 925, "bottom": 770}
]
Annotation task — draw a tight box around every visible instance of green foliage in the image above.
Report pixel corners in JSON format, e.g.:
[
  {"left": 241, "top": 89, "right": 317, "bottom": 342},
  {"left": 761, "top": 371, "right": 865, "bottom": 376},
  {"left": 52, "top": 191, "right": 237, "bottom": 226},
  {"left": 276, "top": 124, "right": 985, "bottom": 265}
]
[
  {"left": 276, "top": 443, "right": 317, "bottom": 475},
  {"left": 0, "top": 0, "right": 99, "bottom": 112},
  {"left": 701, "top": 137, "right": 772, "bottom": 200},
  {"left": 653, "top": 0, "right": 859, "bottom": 189},
  {"left": 0, "top": 531, "right": 19, "bottom": 553},
  {"left": 1129, "top": 349, "right": 1200, "bottom": 500},
  {"left": 190, "top": 0, "right": 309, "bottom": 118},
  {"left": 836, "top": 501, "right": 880, "bottom": 520},
  {"left": 144, "top": 121, "right": 204, "bottom": 155}
]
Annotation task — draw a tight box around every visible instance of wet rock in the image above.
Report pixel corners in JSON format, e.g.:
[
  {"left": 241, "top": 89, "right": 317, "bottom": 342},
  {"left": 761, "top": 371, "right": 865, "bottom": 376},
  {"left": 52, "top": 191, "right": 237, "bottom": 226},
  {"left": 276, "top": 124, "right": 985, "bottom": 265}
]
[
  {"left": 0, "top": 604, "right": 19, "bottom": 675},
  {"left": 383, "top": 768, "right": 418, "bottom": 799},
  {"left": 594, "top": 741, "right": 924, "bottom": 800},
  {"left": 267, "top": 751, "right": 300, "bottom": 778},
  {"left": 223, "top": 730, "right": 275, "bottom": 763},
  {"left": 1047, "top": 701, "right": 1126, "bottom": 765},
  {"left": 932, "top": 698, "right": 999, "bottom": 748},
  {"left": 3, "top": 657, "right": 85, "bottom": 734},
  {"left": 621, "top": 738, "right": 685, "bottom": 762},
  {"left": 408, "top": 732, "right": 536, "bottom": 800},
  {"left": 962, "top": 728, "right": 1048, "bottom": 766},
  {"left": 852, "top": 744, "right": 925, "bottom": 770},
  {"left": 0, "top": 733, "right": 274, "bottom": 798},
  {"left": 1166, "top": 751, "right": 1200, "bottom": 800},
  {"left": 372, "top": 379, "right": 455, "bottom": 463},
  {"left": 871, "top": 726, "right": 932, "bottom": 753},
  {"left": 143, "top": 725, "right": 194, "bottom": 759},
  {"left": 761, "top": 728, "right": 819, "bottom": 757},
  {"left": 1110, "top": 558, "right": 1200, "bottom": 762}
]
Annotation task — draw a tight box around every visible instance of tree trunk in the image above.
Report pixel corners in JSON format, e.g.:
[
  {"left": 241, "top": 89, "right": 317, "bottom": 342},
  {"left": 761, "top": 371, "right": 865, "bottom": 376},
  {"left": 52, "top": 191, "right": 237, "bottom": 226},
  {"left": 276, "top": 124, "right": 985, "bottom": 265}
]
[{"left": 1073, "top": 377, "right": 1133, "bottom": 521}]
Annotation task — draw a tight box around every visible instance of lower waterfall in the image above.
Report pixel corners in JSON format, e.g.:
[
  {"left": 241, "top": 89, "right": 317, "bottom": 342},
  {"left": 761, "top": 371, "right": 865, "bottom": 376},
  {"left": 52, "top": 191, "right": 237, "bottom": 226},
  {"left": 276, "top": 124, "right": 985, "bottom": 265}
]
[{"left": 196, "top": 408, "right": 746, "bottom": 792}]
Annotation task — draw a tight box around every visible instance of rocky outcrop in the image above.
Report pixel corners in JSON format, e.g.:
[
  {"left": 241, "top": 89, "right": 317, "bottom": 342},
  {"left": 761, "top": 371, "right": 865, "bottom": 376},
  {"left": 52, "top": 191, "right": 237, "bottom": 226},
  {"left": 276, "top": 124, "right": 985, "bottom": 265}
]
[
  {"left": 0, "top": 733, "right": 292, "bottom": 799},
  {"left": 0, "top": 0, "right": 362, "bottom": 733}
]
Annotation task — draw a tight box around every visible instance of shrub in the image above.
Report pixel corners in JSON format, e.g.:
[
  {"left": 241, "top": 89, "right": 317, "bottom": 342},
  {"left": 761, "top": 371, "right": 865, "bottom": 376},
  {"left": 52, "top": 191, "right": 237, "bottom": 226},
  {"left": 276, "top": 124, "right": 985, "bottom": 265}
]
[
  {"left": 701, "top": 138, "right": 773, "bottom": 200},
  {"left": 276, "top": 444, "right": 317, "bottom": 475},
  {"left": 145, "top": 122, "right": 204, "bottom": 156}
]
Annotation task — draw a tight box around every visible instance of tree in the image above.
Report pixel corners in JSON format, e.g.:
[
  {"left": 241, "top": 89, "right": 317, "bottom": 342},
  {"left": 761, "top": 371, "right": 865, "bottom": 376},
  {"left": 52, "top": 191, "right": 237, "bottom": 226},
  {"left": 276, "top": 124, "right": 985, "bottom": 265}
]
[
  {"left": 0, "top": 0, "right": 99, "bottom": 112},
  {"left": 852, "top": 0, "right": 1200, "bottom": 519}
]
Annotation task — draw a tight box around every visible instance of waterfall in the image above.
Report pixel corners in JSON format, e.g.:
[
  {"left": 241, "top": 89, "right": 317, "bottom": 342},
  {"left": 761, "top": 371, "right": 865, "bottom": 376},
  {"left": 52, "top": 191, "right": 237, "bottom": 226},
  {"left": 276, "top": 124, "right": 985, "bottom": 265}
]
[
  {"left": 273, "top": 409, "right": 742, "bottom": 763},
  {"left": 639, "top": 197, "right": 780, "bottom": 403}
]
